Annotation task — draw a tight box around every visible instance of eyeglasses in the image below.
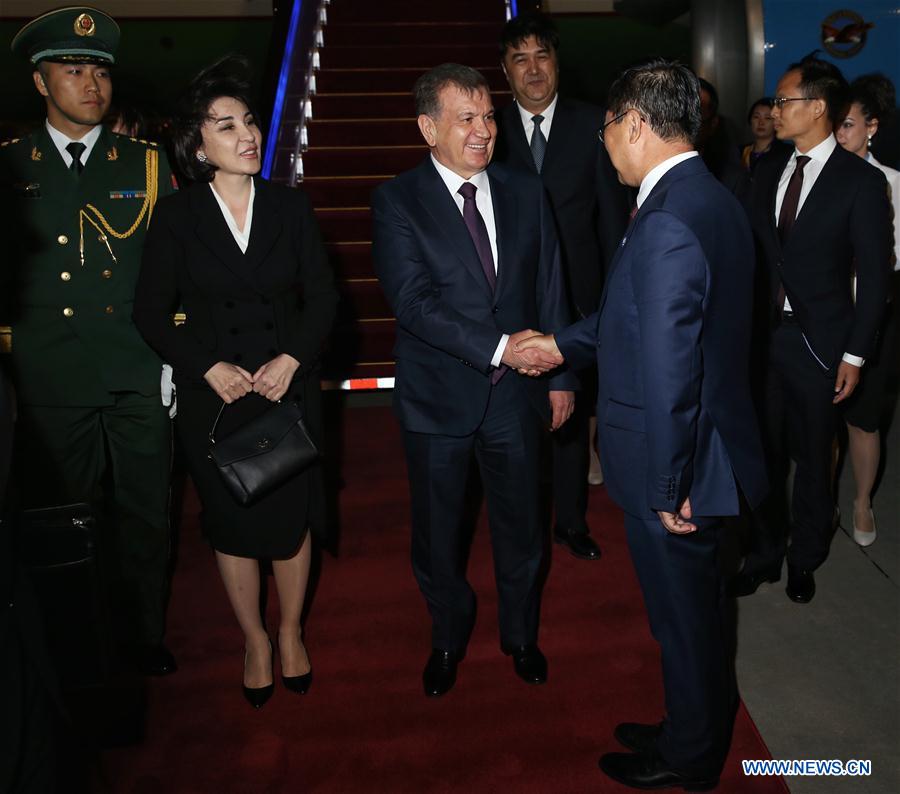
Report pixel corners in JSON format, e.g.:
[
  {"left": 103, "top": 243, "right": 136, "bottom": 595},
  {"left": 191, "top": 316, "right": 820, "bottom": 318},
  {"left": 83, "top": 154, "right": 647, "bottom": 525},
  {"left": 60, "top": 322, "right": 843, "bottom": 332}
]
[
  {"left": 772, "top": 96, "right": 816, "bottom": 109},
  {"left": 598, "top": 109, "right": 638, "bottom": 142}
]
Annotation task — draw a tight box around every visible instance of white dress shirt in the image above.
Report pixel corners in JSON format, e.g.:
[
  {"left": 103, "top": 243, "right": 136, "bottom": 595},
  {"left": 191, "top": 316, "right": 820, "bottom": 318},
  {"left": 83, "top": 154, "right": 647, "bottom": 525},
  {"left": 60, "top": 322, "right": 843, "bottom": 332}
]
[
  {"left": 46, "top": 120, "right": 102, "bottom": 169},
  {"left": 515, "top": 94, "right": 559, "bottom": 146},
  {"left": 636, "top": 150, "right": 699, "bottom": 208},
  {"left": 430, "top": 154, "right": 507, "bottom": 368},
  {"left": 209, "top": 179, "right": 255, "bottom": 254},
  {"left": 775, "top": 134, "right": 863, "bottom": 366}
]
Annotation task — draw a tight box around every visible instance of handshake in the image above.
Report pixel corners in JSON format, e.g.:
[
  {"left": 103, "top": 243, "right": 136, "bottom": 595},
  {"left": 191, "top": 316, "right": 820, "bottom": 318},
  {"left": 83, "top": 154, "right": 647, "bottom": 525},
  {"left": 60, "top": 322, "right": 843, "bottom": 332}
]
[{"left": 501, "top": 329, "right": 564, "bottom": 377}]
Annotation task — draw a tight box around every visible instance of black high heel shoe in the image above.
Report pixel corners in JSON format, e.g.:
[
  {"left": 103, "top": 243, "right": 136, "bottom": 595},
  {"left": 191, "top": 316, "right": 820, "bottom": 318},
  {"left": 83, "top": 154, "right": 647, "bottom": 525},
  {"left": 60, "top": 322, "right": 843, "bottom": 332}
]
[
  {"left": 242, "top": 641, "right": 274, "bottom": 709},
  {"left": 279, "top": 632, "right": 312, "bottom": 695}
]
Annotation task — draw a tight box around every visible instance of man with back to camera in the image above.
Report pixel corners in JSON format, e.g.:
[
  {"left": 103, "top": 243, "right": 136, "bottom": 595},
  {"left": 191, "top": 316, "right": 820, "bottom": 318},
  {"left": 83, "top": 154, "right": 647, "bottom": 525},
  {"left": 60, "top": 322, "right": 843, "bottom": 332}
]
[
  {"left": 517, "top": 59, "right": 768, "bottom": 789},
  {"left": 0, "top": 6, "right": 177, "bottom": 675},
  {"left": 494, "top": 11, "right": 631, "bottom": 562},
  {"left": 372, "top": 63, "right": 576, "bottom": 697},
  {"left": 729, "top": 54, "right": 891, "bottom": 604}
]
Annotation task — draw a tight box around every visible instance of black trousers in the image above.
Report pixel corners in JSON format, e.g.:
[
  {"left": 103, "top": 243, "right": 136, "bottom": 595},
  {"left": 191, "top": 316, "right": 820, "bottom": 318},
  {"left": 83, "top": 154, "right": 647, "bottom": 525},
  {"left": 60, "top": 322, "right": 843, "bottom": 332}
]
[
  {"left": 402, "top": 374, "right": 544, "bottom": 654},
  {"left": 751, "top": 322, "right": 837, "bottom": 571},
  {"left": 17, "top": 393, "right": 172, "bottom": 646},
  {"left": 625, "top": 512, "right": 734, "bottom": 776},
  {"left": 551, "top": 365, "right": 596, "bottom": 533}
]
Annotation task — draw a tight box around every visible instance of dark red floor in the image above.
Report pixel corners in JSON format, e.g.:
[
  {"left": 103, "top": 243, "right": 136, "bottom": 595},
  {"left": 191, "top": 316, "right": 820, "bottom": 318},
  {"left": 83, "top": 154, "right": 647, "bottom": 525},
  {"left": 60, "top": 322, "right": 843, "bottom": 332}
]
[{"left": 101, "top": 405, "right": 786, "bottom": 793}]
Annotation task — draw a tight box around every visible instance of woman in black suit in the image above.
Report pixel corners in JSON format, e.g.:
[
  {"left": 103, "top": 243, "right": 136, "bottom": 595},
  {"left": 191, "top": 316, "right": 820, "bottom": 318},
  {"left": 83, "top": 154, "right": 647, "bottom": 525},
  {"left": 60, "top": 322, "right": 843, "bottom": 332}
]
[{"left": 133, "top": 58, "right": 337, "bottom": 708}]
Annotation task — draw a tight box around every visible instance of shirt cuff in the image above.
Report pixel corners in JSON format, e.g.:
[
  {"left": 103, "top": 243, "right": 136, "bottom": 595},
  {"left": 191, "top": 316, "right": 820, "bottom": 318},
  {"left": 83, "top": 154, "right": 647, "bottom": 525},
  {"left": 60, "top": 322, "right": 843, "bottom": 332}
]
[
  {"left": 842, "top": 353, "right": 865, "bottom": 367},
  {"left": 491, "top": 334, "right": 509, "bottom": 369}
]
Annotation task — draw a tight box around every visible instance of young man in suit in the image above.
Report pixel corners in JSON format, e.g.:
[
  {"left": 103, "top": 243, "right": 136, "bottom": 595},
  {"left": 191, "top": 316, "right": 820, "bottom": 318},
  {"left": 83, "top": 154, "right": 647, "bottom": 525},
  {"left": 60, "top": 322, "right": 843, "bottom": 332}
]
[
  {"left": 519, "top": 59, "right": 768, "bottom": 789},
  {"left": 494, "top": 12, "right": 630, "bottom": 561},
  {"left": 372, "top": 63, "right": 576, "bottom": 697},
  {"left": 0, "top": 7, "right": 177, "bottom": 675},
  {"left": 730, "top": 55, "right": 891, "bottom": 604}
]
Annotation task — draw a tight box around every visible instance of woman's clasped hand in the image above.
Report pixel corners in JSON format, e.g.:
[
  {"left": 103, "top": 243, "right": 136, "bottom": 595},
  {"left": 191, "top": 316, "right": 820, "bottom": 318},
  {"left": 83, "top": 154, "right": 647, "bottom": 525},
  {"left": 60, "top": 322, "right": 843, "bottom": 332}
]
[{"left": 204, "top": 353, "right": 300, "bottom": 403}]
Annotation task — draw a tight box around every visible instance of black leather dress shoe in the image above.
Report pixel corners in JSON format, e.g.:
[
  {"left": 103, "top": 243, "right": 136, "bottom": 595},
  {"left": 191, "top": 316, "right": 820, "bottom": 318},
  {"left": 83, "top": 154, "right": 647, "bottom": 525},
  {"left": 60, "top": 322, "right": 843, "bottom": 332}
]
[
  {"left": 599, "top": 750, "right": 718, "bottom": 791},
  {"left": 726, "top": 564, "right": 781, "bottom": 598},
  {"left": 614, "top": 721, "right": 663, "bottom": 754},
  {"left": 553, "top": 527, "right": 601, "bottom": 560},
  {"left": 136, "top": 644, "right": 177, "bottom": 676},
  {"left": 505, "top": 644, "right": 547, "bottom": 684},
  {"left": 423, "top": 649, "right": 458, "bottom": 697},
  {"left": 786, "top": 565, "right": 815, "bottom": 603}
]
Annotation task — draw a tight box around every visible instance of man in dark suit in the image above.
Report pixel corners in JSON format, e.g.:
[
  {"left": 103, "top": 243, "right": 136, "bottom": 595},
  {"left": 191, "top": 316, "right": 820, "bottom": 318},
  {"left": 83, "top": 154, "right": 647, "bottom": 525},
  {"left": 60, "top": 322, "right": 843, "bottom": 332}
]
[
  {"left": 519, "top": 60, "right": 768, "bottom": 789},
  {"left": 494, "top": 12, "right": 630, "bottom": 561},
  {"left": 372, "top": 63, "right": 576, "bottom": 697},
  {"left": 730, "top": 55, "right": 891, "bottom": 603}
]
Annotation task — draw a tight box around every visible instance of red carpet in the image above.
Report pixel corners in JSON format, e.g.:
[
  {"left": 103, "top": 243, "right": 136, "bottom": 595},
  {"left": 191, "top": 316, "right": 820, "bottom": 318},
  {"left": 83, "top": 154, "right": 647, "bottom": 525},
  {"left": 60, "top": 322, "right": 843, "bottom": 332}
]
[{"left": 101, "top": 406, "right": 786, "bottom": 793}]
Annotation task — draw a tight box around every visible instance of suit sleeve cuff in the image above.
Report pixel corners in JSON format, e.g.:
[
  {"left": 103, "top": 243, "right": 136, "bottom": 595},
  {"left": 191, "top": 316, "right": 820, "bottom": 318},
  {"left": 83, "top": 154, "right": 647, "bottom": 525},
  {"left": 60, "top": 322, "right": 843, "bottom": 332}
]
[
  {"left": 491, "top": 334, "right": 509, "bottom": 369},
  {"left": 842, "top": 353, "right": 865, "bottom": 367}
]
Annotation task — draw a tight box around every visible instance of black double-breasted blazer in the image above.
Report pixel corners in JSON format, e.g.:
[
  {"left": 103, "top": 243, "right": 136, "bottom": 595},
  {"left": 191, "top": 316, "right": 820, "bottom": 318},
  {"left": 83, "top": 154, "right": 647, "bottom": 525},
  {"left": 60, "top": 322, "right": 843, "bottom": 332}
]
[{"left": 133, "top": 177, "right": 338, "bottom": 390}]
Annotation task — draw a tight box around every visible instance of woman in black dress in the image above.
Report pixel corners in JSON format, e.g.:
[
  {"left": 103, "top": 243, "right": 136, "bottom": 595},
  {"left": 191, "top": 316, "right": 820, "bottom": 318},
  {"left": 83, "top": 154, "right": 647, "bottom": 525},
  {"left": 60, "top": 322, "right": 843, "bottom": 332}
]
[{"left": 134, "top": 58, "right": 337, "bottom": 707}]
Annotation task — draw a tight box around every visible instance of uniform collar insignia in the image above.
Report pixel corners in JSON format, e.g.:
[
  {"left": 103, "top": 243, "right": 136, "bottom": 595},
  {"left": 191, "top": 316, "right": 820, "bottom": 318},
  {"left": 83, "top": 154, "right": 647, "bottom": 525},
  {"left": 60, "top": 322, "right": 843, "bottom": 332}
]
[
  {"left": 31, "top": 145, "right": 42, "bottom": 161},
  {"left": 107, "top": 146, "right": 118, "bottom": 161}
]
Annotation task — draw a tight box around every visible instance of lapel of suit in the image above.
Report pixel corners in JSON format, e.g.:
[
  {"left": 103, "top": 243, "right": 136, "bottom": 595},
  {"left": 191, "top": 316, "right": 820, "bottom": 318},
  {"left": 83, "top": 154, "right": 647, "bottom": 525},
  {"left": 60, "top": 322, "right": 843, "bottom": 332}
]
[
  {"left": 415, "top": 158, "right": 494, "bottom": 300},
  {"left": 489, "top": 167, "right": 516, "bottom": 300},
  {"left": 243, "top": 176, "right": 282, "bottom": 273},
  {"left": 764, "top": 146, "right": 792, "bottom": 253},
  {"left": 504, "top": 102, "right": 538, "bottom": 173},
  {"left": 190, "top": 181, "right": 259, "bottom": 291},
  {"left": 540, "top": 97, "right": 573, "bottom": 175},
  {"left": 33, "top": 126, "right": 78, "bottom": 204},
  {"left": 786, "top": 145, "right": 844, "bottom": 248}
]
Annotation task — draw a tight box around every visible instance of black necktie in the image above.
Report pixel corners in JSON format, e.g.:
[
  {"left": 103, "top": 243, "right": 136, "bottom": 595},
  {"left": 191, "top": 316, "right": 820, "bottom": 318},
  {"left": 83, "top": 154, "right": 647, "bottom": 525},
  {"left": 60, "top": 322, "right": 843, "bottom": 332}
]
[
  {"left": 777, "top": 155, "right": 810, "bottom": 243},
  {"left": 530, "top": 114, "right": 547, "bottom": 172},
  {"left": 66, "top": 141, "right": 86, "bottom": 176},
  {"left": 457, "top": 182, "right": 505, "bottom": 384}
]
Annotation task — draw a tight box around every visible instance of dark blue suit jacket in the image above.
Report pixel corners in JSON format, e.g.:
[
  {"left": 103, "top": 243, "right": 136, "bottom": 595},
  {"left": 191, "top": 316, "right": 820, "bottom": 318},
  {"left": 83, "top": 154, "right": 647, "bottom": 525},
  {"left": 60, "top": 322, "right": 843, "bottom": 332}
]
[
  {"left": 556, "top": 156, "right": 767, "bottom": 518},
  {"left": 372, "top": 157, "right": 575, "bottom": 436}
]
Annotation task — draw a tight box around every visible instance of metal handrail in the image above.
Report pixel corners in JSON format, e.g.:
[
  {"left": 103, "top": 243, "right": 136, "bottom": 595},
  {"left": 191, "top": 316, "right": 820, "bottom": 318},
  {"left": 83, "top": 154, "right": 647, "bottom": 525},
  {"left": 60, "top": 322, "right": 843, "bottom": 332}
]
[{"left": 289, "top": 0, "right": 329, "bottom": 186}]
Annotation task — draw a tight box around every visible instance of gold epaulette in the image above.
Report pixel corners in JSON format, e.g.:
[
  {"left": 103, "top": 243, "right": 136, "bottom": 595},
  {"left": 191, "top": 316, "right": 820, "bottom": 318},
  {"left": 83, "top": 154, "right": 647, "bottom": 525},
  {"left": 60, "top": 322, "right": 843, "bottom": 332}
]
[
  {"left": 128, "top": 136, "right": 159, "bottom": 147},
  {"left": 0, "top": 138, "right": 22, "bottom": 148}
]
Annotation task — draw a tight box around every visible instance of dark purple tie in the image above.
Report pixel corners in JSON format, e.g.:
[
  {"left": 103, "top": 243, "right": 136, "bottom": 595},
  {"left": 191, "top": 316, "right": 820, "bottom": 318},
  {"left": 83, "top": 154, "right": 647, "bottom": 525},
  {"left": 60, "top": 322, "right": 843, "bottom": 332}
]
[
  {"left": 457, "top": 182, "right": 505, "bottom": 383},
  {"left": 777, "top": 155, "right": 810, "bottom": 244},
  {"left": 457, "top": 182, "right": 496, "bottom": 292}
]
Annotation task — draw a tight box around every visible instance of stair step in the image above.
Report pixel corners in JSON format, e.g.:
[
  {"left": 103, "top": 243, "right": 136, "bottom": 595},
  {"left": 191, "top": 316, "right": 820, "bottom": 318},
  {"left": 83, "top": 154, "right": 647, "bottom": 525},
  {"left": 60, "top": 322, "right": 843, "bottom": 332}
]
[
  {"left": 307, "top": 118, "right": 421, "bottom": 147},
  {"left": 314, "top": 207, "right": 374, "bottom": 242},
  {"left": 304, "top": 178, "right": 387, "bottom": 207},
  {"left": 325, "top": 241, "right": 376, "bottom": 277},
  {"left": 338, "top": 279, "right": 392, "bottom": 318},
  {"left": 312, "top": 67, "right": 508, "bottom": 94},
  {"left": 325, "top": 22, "right": 504, "bottom": 47},
  {"left": 321, "top": 44, "right": 498, "bottom": 70},
  {"left": 323, "top": 320, "right": 396, "bottom": 376},
  {"left": 327, "top": 0, "right": 504, "bottom": 24},
  {"left": 304, "top": 145, "right": 426, "bottom": 178}
]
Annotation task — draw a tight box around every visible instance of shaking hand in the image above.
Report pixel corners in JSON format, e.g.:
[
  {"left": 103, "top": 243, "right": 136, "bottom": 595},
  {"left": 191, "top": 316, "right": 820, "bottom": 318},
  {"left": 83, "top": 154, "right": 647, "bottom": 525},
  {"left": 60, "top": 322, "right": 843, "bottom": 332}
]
[{"left": 510, "top": 332, "right": 564, "bottom": 377}]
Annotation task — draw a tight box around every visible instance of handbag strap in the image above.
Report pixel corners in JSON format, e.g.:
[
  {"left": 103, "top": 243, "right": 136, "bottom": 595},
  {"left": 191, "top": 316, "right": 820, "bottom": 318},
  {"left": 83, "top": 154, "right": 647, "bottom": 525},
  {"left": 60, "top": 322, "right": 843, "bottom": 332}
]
[{"left": 208, "top": 401, "right": 228, "bottom": 445}]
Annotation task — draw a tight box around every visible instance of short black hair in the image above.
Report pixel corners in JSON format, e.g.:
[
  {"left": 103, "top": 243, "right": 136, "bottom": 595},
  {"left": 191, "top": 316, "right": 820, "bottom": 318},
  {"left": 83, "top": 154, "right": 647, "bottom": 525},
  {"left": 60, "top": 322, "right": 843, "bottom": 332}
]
[
  {"left": 848, "top": 73, "right": 895, "bottom": 125},
  {"left": 499, "top": 11, "right": 560, "bottom": 58},
  {"left": 747, "top": 96, "right": 774, "bottom": 124},
  {"left": 171, "top": 55, "right": 258, "bottom": 183},
  {"left": 606, "top": 58, "right": 701, "bottom": 143},
  {"left": 413, "top": 63, "right": 490, "bottom": 117},
  {"left": 698, "top": 77, "right": 719, "bottom": 116},
  {"left": 785, "top": 52, "right": 848, "bottom": 124}
]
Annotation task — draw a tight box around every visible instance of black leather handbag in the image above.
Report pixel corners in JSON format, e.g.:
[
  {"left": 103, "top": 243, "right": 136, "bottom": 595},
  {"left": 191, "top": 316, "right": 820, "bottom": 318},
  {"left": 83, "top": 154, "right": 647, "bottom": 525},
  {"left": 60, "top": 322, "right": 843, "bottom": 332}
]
[{"left": 208, "top": 400, "right": 319, "bottom": 506}]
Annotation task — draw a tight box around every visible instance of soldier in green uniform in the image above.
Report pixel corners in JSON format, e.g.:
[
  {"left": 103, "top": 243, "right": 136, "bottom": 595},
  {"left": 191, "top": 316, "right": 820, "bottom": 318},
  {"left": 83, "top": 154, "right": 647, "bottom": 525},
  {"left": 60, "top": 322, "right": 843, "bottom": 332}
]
[{"left": 0, "top": 7, "right": 176, "bottom": 675}]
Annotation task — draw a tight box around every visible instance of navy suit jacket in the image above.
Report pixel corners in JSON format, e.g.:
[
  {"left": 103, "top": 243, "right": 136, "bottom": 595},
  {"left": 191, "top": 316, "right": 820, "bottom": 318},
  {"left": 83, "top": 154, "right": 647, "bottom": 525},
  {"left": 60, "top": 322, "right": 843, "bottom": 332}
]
[
  {"left": 749, "top": 143, "right": 891, "bottom": 369},
  {"left": 372, "top": 157, "right": 575, "bottom": 436},
  {"left": 556, "top": 156, "right": 767, "bottom": 518}
]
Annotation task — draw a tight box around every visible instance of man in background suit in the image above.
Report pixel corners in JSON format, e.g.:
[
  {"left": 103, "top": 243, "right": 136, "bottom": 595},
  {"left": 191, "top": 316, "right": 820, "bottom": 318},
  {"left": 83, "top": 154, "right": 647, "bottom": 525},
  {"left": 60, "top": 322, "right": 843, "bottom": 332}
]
[
  {"left": 519, "top": 60, "right": 767, "bottom": 789},
  {"left": 372, "top": 64, "right": 576, "bottom": 697},
  {"left": 730, "top": 54, "right": 891, "bottom": 603},
  {"left": 494, "top": 11, "right": 630, "bottom": 561}
]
